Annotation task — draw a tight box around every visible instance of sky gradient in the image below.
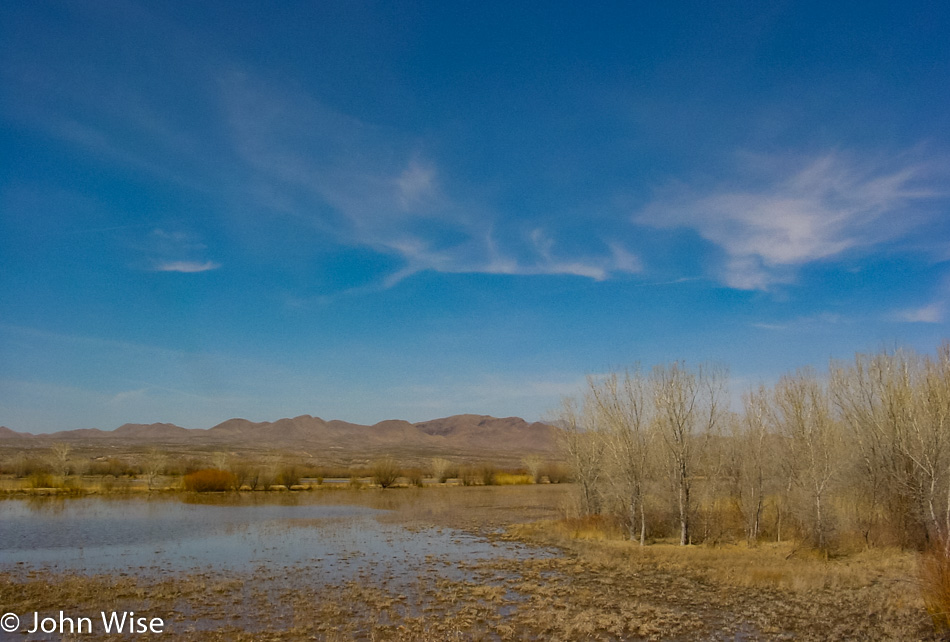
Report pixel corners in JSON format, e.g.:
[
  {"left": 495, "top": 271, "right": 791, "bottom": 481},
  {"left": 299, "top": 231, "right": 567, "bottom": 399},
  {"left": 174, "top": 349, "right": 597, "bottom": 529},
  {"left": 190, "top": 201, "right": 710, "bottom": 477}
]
[{"left": 2, "top": 1, "right": 949, "bottom": 433}]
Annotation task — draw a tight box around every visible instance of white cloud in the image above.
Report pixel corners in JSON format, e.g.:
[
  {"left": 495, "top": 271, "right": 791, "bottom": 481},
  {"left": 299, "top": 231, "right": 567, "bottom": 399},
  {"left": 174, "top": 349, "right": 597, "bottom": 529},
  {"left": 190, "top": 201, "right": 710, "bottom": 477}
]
[
  {"left": 152, "top": 260, "right": 221, "bottom": 273},
  {"left": 138, "top": 228, "right": 219, "bottom": 273},
  {"left": 395, "top": 160, "right": 437, "bottom": 210},
  {"left": 636, "top": 151, "right": 940, "bottom": 290},
  {"left": 221, "top": 73, "right": 643, "bottom": 288},
  {"left": 895, "top": 303, "right": 944, "bottom": 323}
]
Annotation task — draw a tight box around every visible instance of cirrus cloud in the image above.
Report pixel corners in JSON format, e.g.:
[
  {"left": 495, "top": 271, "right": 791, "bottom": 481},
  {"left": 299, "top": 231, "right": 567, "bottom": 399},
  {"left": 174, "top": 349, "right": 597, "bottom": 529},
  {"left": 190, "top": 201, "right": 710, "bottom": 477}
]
[{"left": 635, "top": 151, "right": 942, "bottom": 290}]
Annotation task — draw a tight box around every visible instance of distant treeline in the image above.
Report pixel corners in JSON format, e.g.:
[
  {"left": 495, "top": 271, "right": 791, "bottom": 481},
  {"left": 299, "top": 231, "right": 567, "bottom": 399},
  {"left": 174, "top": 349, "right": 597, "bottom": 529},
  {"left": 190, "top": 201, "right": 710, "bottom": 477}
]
[
  {"left": 0, "top": 445, "right": 570, "bottom": 492},
  {"left": 558, "top": 343, "right": 950, "bottom": 553}
]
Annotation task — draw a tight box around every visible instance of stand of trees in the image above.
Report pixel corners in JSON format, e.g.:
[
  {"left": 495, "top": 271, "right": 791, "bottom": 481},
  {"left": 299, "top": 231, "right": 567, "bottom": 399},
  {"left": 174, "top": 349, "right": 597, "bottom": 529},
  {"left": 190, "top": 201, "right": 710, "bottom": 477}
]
[{"left": 558, "top": 344, "right": 950, "bottom": 552}]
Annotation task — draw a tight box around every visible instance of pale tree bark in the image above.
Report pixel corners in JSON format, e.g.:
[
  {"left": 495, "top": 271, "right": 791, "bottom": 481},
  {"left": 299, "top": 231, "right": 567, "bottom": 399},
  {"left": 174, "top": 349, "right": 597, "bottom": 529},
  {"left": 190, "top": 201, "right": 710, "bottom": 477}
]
[
  {"left": 734, "top": 387, "right": 772, "bottom": 546},
  {"left": 557, "top": 396, "right": 605, "bottom": 516},
  {"left": 144, "top": 448, "right": 167, "bottom": 490},
  {"left": 589, "top": 369, "right": 653, "bottom": 545},
  {"left": 651, "top": 362, "right": 726, "bottom": 546},
  {"left": 774, "top": 369, "right": 840, "bottom": 552},
  {"left": 49, "top": 442, "right": 71, "bottom": 478},
  {"left": 832, "top": 346, "right": 950, "bottom": 549}
]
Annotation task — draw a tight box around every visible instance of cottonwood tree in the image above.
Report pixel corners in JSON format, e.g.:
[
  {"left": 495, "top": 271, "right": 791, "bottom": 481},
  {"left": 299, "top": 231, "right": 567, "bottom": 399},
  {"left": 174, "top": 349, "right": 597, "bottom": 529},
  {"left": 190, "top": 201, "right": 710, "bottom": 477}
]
[
  {"left": 651, "top": 362, "right": 726, "bottom": 546},
  {"left": 588, "top": 369, "right": 653, "bottom": 545},
  {"left": 774, "top": 369, "right": 840, "bottom": 551},
  {"left": 522, "top": 455, "right": 544, "bottom": 484},
  {"left": 143, "top": 448, "right": 167, "bottom": 490},
  {"left": 831, "top": 352, "right": 904, "bottom": 545},
  {"left": 833, "top": 346, "right": 950, "bottom": 550},
  {"left": 732, "top": 386, "right": 774, "bottom": 545},
  {"left": 431, "top": 457, "right": 453, "bottom": 483},
  {"left": 49, "top": 442, "right": 71, "bottom": 477},
  {"left": 557, "top": 396, "right": 605, "bottom": 516}
]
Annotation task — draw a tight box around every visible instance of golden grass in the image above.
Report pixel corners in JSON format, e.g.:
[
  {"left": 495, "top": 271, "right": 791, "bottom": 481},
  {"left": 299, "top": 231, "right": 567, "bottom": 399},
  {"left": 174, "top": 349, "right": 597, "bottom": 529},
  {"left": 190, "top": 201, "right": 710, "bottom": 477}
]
[
  {"left": 493, "top": 472, "right": 532, "bottom": 485},
  {"left": 513, "top": 517, "right": 921, "bottom": 592},
  {"left": 920, "top": 543, "right": 950, "bottom": 632}
]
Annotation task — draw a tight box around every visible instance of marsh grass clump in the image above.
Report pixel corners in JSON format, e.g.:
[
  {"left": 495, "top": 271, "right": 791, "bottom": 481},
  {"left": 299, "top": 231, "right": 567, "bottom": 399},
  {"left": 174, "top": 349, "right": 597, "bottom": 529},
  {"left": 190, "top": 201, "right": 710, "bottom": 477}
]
[
  {"left": 275, "top": 465, "right": 301, "bottom": 488},
  {"left": 371, "top": 457, "right": 401, "bottom": 488},
  {"left": 27, "top": 470, "right": 57, "bottom": 489},
  {"left": 494, "top": 472, "right": 532, "bottom": 485},
  {"left": 405, "top": 468, "right": 425, "bottom": 487},
  {"left": 183, "top": 468, "right": 238, "bottom": 492}
]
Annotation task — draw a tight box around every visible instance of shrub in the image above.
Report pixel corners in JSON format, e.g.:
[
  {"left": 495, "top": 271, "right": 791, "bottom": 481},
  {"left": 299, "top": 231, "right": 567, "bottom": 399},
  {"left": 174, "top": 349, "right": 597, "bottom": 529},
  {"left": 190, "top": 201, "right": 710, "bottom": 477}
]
[
  {"left": 275, "top": 465, "right": 301, "bottom": 487},
  {"left": 405, "top": 468, "right": 425, "bottom": 487},
  {"left": 371, "top": 457, "right": 401, "bottom": 489},
  {"left": 459, "top": 466, "right": 479, "bottom": 486},
  {"left": 542, "top": 462, "right": 572, "bottom": 484},
  {"left": 27, "top": 471, "right": 57, "bottom": 489},
  {"left": 478, "top": 464, "right": 497, "bottom": 486},
  {"left": 183, "top": 468, "right": 237, "bottom": 492},
  {"left": 88, "top": 458, "right": 135, "bottom": 478},
  {"left": 430, "top": 457, "right": 453, "bottom": 483}
]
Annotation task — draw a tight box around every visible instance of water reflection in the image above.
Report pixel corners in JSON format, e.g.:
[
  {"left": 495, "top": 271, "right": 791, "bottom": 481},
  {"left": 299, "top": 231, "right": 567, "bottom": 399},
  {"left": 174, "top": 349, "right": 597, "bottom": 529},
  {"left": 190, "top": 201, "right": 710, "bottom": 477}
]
[{"left": 0, "top": 495, "right": 547, "bottom": 583}]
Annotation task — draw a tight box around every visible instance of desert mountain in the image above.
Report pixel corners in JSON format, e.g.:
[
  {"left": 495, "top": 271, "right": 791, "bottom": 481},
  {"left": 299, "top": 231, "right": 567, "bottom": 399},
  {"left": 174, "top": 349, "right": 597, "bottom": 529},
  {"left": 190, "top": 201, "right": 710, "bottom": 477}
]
[
  {"left": 0, "top": 426, "right": 31, "bottom": 439},
  {"left": 0, "top": 414, "right": 559, "bottom": 454}
]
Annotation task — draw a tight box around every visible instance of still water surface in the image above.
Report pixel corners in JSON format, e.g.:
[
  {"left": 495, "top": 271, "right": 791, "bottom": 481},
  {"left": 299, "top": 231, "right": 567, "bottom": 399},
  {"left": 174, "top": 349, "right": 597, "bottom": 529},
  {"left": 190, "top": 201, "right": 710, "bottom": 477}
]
[{"left": 0, "top": 495, "right": 546, "bottom": 581}]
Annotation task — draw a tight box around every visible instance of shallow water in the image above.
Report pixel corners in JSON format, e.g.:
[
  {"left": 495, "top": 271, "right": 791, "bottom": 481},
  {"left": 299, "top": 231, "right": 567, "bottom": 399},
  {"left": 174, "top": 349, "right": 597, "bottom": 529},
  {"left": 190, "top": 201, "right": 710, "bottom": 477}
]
[{"left": 0, "top": 495, "right": 548, "bottom": 583}]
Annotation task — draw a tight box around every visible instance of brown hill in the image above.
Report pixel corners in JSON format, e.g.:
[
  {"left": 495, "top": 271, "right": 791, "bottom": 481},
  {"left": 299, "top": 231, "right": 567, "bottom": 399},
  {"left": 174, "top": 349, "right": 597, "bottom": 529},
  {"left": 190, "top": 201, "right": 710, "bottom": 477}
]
[
  {"left": 0, "top": 426, "right": 31, "bottom": 439},
  {"left": 415, "top": 415, "right": 558, "bottom": 451},
  {"left": 0, "top": 414, "right": 559, "bottom": 455},
  {"left": 113, "top": 423, "right": 195, "bottom": 439}
]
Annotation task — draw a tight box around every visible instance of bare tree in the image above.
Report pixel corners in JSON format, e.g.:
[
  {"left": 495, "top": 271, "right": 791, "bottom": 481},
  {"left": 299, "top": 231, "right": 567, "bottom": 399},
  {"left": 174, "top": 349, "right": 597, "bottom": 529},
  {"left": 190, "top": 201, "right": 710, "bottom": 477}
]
[
  {"left": 733, "top": 386, "right": 773, "bottom": 546},
  {"left": 774, "top": 369, "right": 840, "bottom": 551},
  {"left": 832, "top": 346, "right": 950, "bottom": 550},
  {"left": 589, "top": 369, "right": 653, "bottom": 545},
  {"left": 49, "top": 442, "right": 71, "bottom": 478},
  {"left": 431, "top": 457, "right": 453, "bottom": 483},
  {"left": 651, "top": 362, "right": 726, "bottom": 546},
  {"left": 557, "top": 396, "right": 605, "bottom": 516},
  {"left": 143, "top": 448, "right": 167, "bottom": 490},
  {"left": 522, "top": 456, "right": 544, "bottom": 484}
]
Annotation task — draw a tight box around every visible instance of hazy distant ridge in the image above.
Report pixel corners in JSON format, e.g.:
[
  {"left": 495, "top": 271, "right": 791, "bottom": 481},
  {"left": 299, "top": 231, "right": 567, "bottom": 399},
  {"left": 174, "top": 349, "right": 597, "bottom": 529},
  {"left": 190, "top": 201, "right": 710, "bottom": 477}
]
[{"left": 0, "top": 414, "right": 558, "bottom": 453}]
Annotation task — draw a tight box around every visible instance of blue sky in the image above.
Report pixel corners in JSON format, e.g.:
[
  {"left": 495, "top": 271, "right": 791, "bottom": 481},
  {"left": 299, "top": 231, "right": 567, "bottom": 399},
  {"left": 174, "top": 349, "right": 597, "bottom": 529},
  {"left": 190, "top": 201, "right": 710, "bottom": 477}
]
[{"left": 1, "top": 1, "right": 948, "bottom": 433}]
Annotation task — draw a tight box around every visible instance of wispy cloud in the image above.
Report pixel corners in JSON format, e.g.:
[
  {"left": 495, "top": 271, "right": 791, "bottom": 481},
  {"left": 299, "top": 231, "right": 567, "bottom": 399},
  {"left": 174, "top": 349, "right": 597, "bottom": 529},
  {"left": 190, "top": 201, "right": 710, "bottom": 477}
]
[
  {"left": 636, "top": 151, "right": 942, "bottom": 290},
  {"left": 152, "top": 260, "right": 221, "bottom": 273},
  {"left": 895, "top": 303, "right": 944, "bottom": 324},
  {"left": 891, "top": 274, "right": 950, "bottom": 324},
  {"left": 139, "top": 228, "right": 219, "bottom": 273},
  {"left": 221, "top": 72, "right": 642, "bottom": 287}
]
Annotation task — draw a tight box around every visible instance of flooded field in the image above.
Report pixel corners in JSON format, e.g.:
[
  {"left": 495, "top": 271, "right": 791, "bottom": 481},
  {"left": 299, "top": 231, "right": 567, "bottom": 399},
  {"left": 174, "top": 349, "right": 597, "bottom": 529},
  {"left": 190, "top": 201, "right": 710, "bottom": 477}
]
[
  {"left": 0, "top": 495, "right": 547, "bottom": 581},
  {"left": 0, "top": 486, "right": 939, "bottom": 640}
]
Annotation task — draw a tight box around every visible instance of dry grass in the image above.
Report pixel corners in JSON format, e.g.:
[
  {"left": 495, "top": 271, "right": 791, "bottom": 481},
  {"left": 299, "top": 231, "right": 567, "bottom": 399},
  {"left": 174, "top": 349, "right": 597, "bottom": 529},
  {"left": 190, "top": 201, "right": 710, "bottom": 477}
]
[
  {"left": 920, "top": 543, "right": 950, "bottom": 633},
  {"left": 493, "top": 472, "right": 533, "bottom": 485}
]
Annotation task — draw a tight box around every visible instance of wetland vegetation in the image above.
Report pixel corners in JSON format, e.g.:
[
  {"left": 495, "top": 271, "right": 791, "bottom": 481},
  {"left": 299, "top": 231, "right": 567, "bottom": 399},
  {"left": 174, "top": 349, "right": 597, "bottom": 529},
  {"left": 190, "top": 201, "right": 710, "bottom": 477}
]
[
  {"left": 3, "top": 344, "right": 950, "bottom": 639},
  {"left": 0, "top": 485, "right": 944, "bottom": 640}
]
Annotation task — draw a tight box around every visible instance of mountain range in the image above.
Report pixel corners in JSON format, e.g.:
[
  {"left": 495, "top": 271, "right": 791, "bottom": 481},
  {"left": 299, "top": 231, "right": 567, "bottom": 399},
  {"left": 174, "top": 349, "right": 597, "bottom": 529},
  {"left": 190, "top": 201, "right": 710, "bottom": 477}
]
[{"left": 0, "top": 414, "right": 559, "bottom": 455}]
